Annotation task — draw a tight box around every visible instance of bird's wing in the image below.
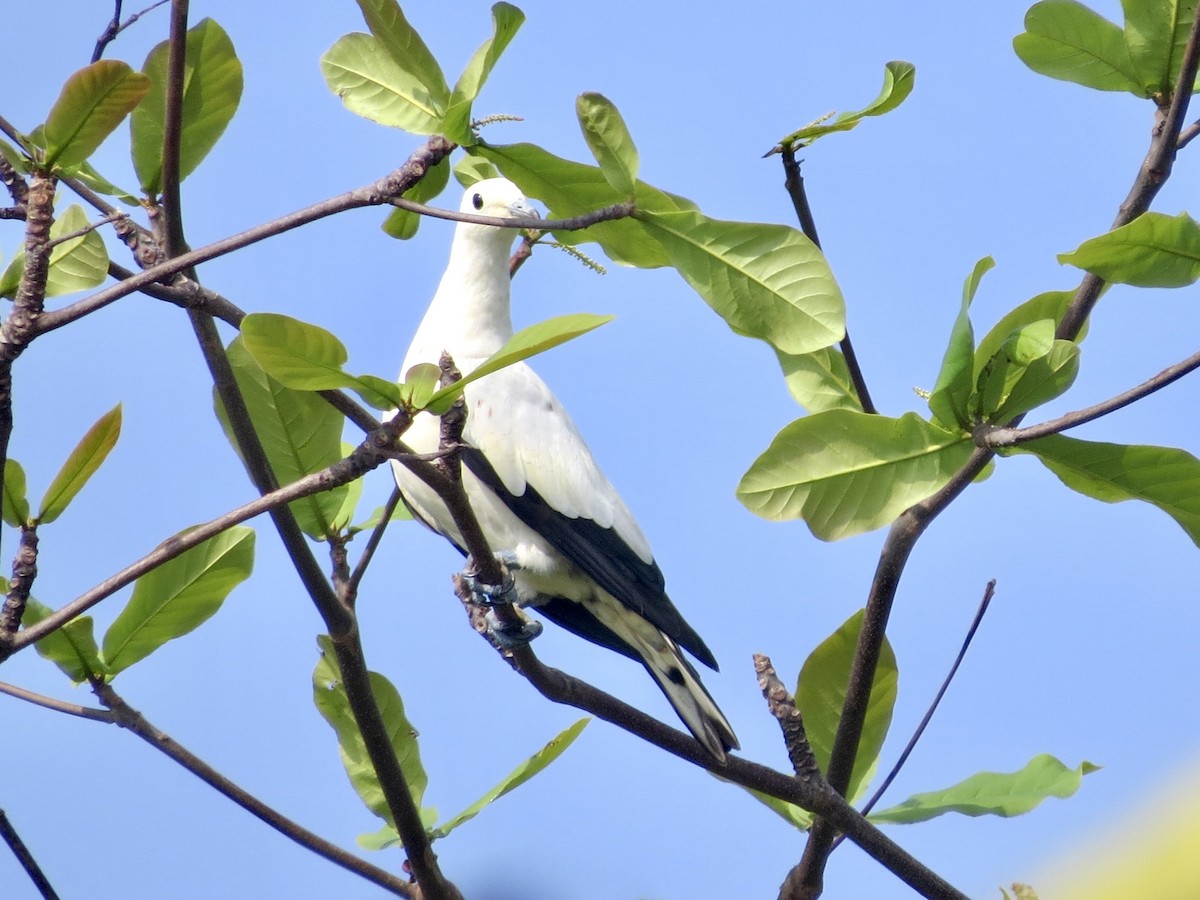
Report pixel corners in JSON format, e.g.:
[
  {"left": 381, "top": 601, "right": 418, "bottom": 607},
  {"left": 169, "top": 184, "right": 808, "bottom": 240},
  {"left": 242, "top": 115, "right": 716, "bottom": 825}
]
[{"left": 460, "top": 363, "right": 719, "bottom": 670}]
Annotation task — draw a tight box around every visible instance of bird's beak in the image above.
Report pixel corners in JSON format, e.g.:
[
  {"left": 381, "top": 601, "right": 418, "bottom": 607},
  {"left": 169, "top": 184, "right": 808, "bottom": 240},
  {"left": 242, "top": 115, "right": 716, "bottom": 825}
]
[{"left": 509, "top": 199, "right": 541, "bottom": 222}]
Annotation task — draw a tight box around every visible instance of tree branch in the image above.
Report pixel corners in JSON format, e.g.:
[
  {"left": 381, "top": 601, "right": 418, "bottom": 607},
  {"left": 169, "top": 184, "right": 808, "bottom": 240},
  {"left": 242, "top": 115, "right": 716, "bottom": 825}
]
[
  {"left": 0, "top": 807, "right": 59, "bottom": 900},
  {"left": 0, "top": 680, "right": 112, "bottom": 722},
  {"left": 755, "top": 653, "right": 822, "bottom": 781},
  {"left": 390, "top": 196, "right": 634, "bottom": 231},
  {"left": 780, "top": 149, "right": 876, "bottom": 414},
  {"left": 983, "top": 348, "right": 1200, "bottom": 447},
  {"left": 0, "top": 527, "right": 39, "bottom": 637}
]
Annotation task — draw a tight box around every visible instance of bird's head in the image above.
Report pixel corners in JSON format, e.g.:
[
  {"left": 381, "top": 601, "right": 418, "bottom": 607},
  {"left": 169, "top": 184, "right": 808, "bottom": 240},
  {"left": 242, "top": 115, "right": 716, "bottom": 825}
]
[{"left": 459, "top": 177, "right": 540, "bottom": 222}]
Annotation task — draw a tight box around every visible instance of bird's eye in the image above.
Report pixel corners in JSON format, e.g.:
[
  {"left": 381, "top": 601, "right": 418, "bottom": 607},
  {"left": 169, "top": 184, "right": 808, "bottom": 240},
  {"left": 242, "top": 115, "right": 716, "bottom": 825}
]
[{"left": 472, "top": 193, "right": 483, "bottom": 210}]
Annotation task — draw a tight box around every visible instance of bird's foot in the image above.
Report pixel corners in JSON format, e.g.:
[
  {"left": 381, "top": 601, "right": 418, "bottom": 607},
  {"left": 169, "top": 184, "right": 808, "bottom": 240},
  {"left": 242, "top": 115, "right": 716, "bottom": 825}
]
[
  {"left": 462, "top": 551, "right": 543, "bottom": 646},
  {"left": 485, "top": 609, "right": 544, "bottom": 648}
]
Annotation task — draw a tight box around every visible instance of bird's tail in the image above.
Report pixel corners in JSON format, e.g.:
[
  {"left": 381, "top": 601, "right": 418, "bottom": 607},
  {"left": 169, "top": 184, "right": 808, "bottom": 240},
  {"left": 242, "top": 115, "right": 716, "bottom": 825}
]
[{"left": 640, "top": 638, "right": 740, "bottom": 763}]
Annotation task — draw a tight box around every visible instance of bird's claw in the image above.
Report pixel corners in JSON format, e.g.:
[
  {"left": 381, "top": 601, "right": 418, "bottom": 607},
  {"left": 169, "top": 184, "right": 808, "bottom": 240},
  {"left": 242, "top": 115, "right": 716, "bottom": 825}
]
[
  {"left": 461, "top": 550, "right": 521, "bottom": 607},
  {"left": 485, "top": 609, "right": 543, "bottom": 647}
]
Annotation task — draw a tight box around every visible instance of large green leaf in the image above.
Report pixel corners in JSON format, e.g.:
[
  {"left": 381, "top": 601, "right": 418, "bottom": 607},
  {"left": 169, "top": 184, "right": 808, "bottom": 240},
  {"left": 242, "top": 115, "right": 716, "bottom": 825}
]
[
  {"left": 0, "top": 204, "right": 110, "bottom": 300},
  {"left": 869, "top": 754, "right": 1099, "bottom": 824},
  {"left": 23, "top": 598, "right": 103, "bottom": 685},
  {"left": 1058, "top": 211, "right": 1200, "bottom": 287},
  {"left": 929, "top": 257, "right": 990, "bottom": 430},
  {"left": 770, "top": 61, "right": 915, "bottom": 151},
  {"left": 1013, "top": 1, "right": 1146, "bottom": 94},
  {"left": 37, "top": 404, "right": 121, "bottom": 525},
  {"left": 217, "top": 338, "right": 354, "bottom": 539},
  {"left": 321, "top": 32, "right": 444, "bottom": 134},
  {"left": 313, "top": 635, "right": 432, "bottom": 828},
  {"left": 974, "top": 290, "right": 1079, "bottom": 379},
  {"left": 40, "top": 60, "right": 150, "bottom": 169},
  {"left": 737, "top": 410, "right": 974, "bottom": 540},
  {"left": 355, "top": 0, "right": 448, "bottom": 108},
  {"left": 775, "top": 346, "right": 863, "bottom": 414},
  {"left": 576, "top": 92, "right": 638, "bottom": 196},
  {"left": 1123, "top": 0, "right": 1199, "bottom": 93},
  {"left": 1017, "top": 434, "right": 1200, "bottom": 546},
  {"left": 3, "top": 459, "right": 30, "bottom": 527},
  {"left": 425, "top": 313, "right": 614, "bottom": 413},
  {"left": 131, "top": 18, "right": 244, "bottom": 196},
  {"left": 442, "top": 2, "right": 525, "bottom": 144},
  {"left": 101, "top": 526, "right": 254, "bottom": 675},
  {"left": 638, "top": 209, "right": 845, "bottom": 356},
  {"left": 797, "top": 610, "right": 898, "bottom": 803},
  {"left": 476, "top": 142, "right": 696, "bottom": 268}
]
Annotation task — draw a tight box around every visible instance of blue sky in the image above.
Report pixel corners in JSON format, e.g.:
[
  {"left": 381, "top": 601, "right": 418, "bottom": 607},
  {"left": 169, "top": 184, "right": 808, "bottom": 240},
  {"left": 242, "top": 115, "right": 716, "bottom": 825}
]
[{"left": 3, "top": 1, "right": 1199, "bottom": 898}]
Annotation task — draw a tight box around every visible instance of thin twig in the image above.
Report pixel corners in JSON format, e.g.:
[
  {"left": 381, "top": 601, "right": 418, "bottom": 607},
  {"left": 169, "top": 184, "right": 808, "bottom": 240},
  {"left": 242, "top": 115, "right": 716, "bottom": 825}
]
[
  {"left": 984, "top": 349, "right": 1200, "bottom": 447},
  {"left": 755, "top": 653, "right": 822, "bottom": 780},
  {"left": 1179, "top": 118, "right": 1200, "bottom": 149},
  {"left": 92, "top": 0, "right": 170, "bottom": 61},
  {"left": 0, "top": 681, "right": 113, "bottom": 722},
  {"left": 0, "top": 808, "right": 60, "bottom": 900},
  {"left": 345, "top": 486, "right": 404, "bottom": 603},
  {"left": 780, "top": 148, "right": 876, "bottom": 414},
  {"left": 89, "top": 680, "right": 417, "bottom": 896},
  {"left": 390, "top": 196, "right": 634, "bottom": 231},
  {"left": 44, "top": 210, "right": 126, "bottom": 250}
]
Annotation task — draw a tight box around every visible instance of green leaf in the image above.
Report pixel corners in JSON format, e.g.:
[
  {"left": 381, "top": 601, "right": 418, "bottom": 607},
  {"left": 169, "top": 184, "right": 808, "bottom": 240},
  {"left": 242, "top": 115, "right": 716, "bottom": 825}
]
[
  {"left": 349, "top": 500, "right": 413, "bottom": 537},
  {"left": 775, "top": 346, "right": 863, "bottom": 413},
  {"left": 381, "top": 156, "right": 450, "bottom": 240},
  {"left": 355, "top": 0, "right": 449, "bottom": 108},
  {"left": 398, "top": 362, "right": 442, "bottom": 410},
  {"left": 1013, "top": 1, "right": 1146, "bottom": 95},
  {"left": 1058, "top": 211, "right": 1200, "bottom": 287},
  {"left": 41, "top": 60, "right": 150, "bottom": 169},
  {"left": 770, "top": 61, "right": 915, "bottom": 151},
  {"left": 426, "top": 313, "right": 614, "bottom": 412},
  {"left": 869, "top": 754, "right": 1099, "bottom": 824},
  {"left": 70, "top": 159, "right": 140, "bottom": 206},
  {"left": 431, "top": 718, "right": 589, "bottom": 840},
  {"left": 737, "top": 410, "right": 974, "bottom": 540},
  {"left": 978, "top": 327, "right": 1080, "bottom": 424},
  {"left": 0, "top": 204, "right": 110, "bottom": 300},
  {"left": 929, "top": 257, "right": 990, "bottom": 430},
  {"left": 23, "top": 598, "right": 103, "bottom": 685},
  {"left": 101, "top": 526, "right": 254, "bottom": 675},
  {"left": 443, "top": 3, "right": 525, "bottom": 144},
  {"left": 3, "top": 459, "right": 30, "bottom": 527},
  {"left": 1123, "top": 0, "right": 1199, "bottom": 93},
  {"left": 454, "top": 153, "right": 499, "bottom": 187},
  {"left": 217, "top": 338, "right": 353, "bottom": 540},
  {"left": 314, "top": 635, "right": 430, "bottom": 827},
  {"left": 743, "top": 788, "right": 815, "bottom": 831},
  {"left": 475, "top": 142, "right": 697, "bottom": 268},
  {"left": 638, "top": 209, "right": 845, "bottom": 356},
  {"left": 131, "top": 18, "right": 244, "bottom": 196},
  {"left": 576, "top": 92, "right": 638, "bottom": 196},
  {"left": 974, "top": 290, "right": 1079, "bottom": 380},
  {"left": 1016, "top": 434, "right": 1200, "bottom": 546},
  {"left": 347, "top": 374, "right": 406, "bottom": 411},
  {"left": 240, "top": 313, "right": 352, "bottom": 390},
  {"left": 37, "top": 404, "right": 121, "bottom": 525},
  {"left": 321, "top": 33, "right": 444, "bottom": 134},
  {"left": 796, "top": 610, "right": 898, "bottom": 804}
]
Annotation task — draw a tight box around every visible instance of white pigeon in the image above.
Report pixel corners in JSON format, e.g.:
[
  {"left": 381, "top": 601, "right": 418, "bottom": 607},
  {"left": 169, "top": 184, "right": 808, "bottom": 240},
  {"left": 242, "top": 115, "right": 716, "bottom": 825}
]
[{"left": 392, "top": 178, "right": 738, "bottom": 761}]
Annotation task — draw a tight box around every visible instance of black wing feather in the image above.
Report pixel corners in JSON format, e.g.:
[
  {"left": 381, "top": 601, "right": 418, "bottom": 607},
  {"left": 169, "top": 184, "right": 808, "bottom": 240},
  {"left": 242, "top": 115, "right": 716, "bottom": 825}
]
[{"left": 462, "top": 447, "right": 719, "bottom": 670}]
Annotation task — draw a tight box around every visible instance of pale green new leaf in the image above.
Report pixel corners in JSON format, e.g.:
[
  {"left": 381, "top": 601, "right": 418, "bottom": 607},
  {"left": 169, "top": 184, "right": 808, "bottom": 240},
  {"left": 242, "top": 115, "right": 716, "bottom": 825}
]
[
  {"left": 132, "top": 18, "right": 244, "bottom": 196},
  {"left": 476, "top": 142, "right": 697, "bottom": 268},
  {"left": 744, "top": 789, "right": 815, "bottom": 831},
  {"left": 770, "top": 61, "right": 915, "bottom": 151},
  {"left": 977, "top": 319, "right": 1056, "bottom": 418},
  {"left": 443, "top": 3, "right": 525, "bottom": 144},
  {"left": 355, "top": 0, "right": 449, "bottom": 107},
  {"left": 929, "top": 256, "right": 990, "bottom": 430},
  {"left": 453, "top": 153, "right": 499, "bottom": 187},
  {"left": 638, "top": 209, "right": 845, "bottom": 356},
  {"left": 382, "top": 156, "right": 450, "bottom": 240},
  {"left": 70, "top": 159, "right": 140, "bottom": 205},
  {"left": 41, "top": 60, "right": 150, "bottom": 169},
  {"left": 3, "top": 459, "right": 30, "bottom": 527},
  {"left": 869, "top": 754, "right": 1099, "bottom": 824},
  {"left": 1123, "top": 0, "right": 1198, "bottom": 93},
  {"left": 1013, "top": 0, "right": 1145, "bottom": 94},
  {"left": 398, "top": 362, "right": 441, "bottom": 410},
  {"left": 240, "top": 313, "right": 352, "bottom": 389},
  {"left": 101, "top": 526, "right": 254, "bottom": 675},
  {"left": 431, "top": 718, "right": 590, "bottom": 840},
  {"left": 321, "top": 33, "right": 443, "bottom": 134},
  {"left": 217, "top": 338, "right": 352, "bottom": 540},
  {"left": 775, "top": 346, "right": 863, "bottom": 413},
  {"left": 38, "top": 404, "right": 121, "bottom": 525},
  {"left": 349, "top": 500, "right": 413, "bottom": 537},
  {"left": 1017, "top": 434, "right": 1200, "bottom": 546},
  {"left": 314, "top": 635, "right": 430, "bottom": 826},
  {"left": 1058, "top": 211, "right": 1200, "bottom": 287},
  {"left": 975, "top": 290, "right": 1079, "bottom": 379},
  {"left": 425, "top": 313, "right": 614, "bottom": 412},
  {"left": 0, "top": 204, "right": 110, "bottom": 300},
  {"left": 576, "top": 92, "right": 638, "bottom": 196},
  {"left": 989, "top": 339, "right": 1079, "bottom": 423},
  {"left": 24, "top": 598, "right": 103, "bottom": 685},
  {"left": 797, "top": 610, "right": 898, "bottom": 804},
  {"left": 738, "top": 410, "right": 974, "bottom": 540}
]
